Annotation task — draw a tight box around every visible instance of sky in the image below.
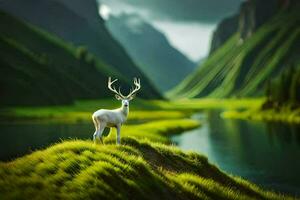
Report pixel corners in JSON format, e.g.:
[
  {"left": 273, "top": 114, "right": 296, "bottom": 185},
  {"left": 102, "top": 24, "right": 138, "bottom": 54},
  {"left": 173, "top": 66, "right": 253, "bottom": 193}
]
[{"left": 98, "top": 0, "right": 242, "bottom": 62}]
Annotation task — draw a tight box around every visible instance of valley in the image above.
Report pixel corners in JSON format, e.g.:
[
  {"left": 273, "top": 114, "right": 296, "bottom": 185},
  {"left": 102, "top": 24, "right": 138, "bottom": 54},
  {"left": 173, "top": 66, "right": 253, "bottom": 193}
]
[{"left": 0, "top": 0, "right": 300, "bottom": 199}]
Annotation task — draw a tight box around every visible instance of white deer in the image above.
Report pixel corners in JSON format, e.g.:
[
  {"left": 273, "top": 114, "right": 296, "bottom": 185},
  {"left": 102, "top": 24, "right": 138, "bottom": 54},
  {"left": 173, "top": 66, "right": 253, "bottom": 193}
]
[{"left": 92, "top": 77, "right": 141, "bottom": 145}]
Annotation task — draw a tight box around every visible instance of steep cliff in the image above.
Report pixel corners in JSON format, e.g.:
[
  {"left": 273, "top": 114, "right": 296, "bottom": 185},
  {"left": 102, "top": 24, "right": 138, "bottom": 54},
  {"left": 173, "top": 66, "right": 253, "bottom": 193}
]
[
  {"left": 209, "top": 15, "right": 238, "bottom": 54},
  {"left": 210, "top": 0, "right": 279, "bottom": 54}
]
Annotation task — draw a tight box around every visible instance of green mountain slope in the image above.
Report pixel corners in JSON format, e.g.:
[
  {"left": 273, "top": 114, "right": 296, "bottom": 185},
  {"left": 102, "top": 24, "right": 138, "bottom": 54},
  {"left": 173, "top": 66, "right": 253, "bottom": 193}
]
[
  {"left": 0, "top": 10, "right": 122, "bottom": 106},
  {"left": 0, "top": 0, "right": 161, "bottom": 99},
  {"left": 0, "top": 11, "right": 154, "bottom": 106},
  {"left": 169, "top": 3, "right": 300, "bottom": 98}
]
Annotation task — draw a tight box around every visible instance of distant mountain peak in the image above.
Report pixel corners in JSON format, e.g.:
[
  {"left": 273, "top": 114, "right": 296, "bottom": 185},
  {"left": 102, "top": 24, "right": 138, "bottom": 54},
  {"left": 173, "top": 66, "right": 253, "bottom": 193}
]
[{"left": 106, "top": 13, "right": 196, "bottom": 92}]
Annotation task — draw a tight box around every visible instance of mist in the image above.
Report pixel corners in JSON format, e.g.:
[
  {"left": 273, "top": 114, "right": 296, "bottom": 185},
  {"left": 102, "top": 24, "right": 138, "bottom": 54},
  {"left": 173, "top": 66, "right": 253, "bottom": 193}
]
[{"left": 98, "top": 0, "right": 241, "bottom": 61}]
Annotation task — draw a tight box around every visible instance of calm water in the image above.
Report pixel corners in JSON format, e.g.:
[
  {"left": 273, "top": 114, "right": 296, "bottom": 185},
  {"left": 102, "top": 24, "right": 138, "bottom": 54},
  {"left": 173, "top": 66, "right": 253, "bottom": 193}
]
[
  {"left": 172, "top": 111, "right": 300, "bottom": 196},
  {"left": 0, "top": 123, "right": 93, "bottom": 161},
  {"left": 1, "top": 112, "right": 300, "bottom": 196}
]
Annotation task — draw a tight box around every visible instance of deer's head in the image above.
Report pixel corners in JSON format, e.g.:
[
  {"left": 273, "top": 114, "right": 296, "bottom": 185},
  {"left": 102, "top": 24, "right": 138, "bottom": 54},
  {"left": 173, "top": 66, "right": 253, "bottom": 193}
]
[{"left": 108, "top": 77, "right": 141, "bottom": 107}]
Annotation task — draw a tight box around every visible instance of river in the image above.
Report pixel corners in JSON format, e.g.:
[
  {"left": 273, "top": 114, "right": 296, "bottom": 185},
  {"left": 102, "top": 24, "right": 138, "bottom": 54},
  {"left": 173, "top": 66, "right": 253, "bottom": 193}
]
[{"left": 172, "top": 111, "right": 300, "bottom": 196}]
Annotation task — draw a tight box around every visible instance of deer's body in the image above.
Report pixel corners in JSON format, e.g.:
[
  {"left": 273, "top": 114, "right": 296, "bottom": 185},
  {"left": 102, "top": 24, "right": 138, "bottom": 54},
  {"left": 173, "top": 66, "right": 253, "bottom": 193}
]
[
  {"left": 93, "top": 107, "right": 128, "bottom": 127},
  {"left": 92, "top": 77, "right": 140, "bottom": 145}
]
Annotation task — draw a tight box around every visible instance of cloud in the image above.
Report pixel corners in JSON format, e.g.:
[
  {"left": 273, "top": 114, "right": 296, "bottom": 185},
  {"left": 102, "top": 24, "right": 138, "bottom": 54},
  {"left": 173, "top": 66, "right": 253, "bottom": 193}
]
[
  {"left": 98, "top": 0, "right": 242, "bottom": 61},
  {"left": 99, "top": 4, "right": 111, "bottom": 20},
  {"left": 99, "top": 0, "right": 242, "bottom": 23},
  {"left": 152, "top": 21, "right": 216, "bottom": 61}
]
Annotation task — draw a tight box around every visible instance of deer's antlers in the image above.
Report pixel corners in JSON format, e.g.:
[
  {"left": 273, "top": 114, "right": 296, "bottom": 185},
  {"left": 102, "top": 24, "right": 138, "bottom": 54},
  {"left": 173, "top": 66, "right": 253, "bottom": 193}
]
[
  {"left": 108, "top": 77, "right": 126, "bottom": 98},
  {"left": 107, "top": 77, "right": 141, "bottom": 99},
  {"left": 126, "top": 78, "right": 141, "bottom": 98}
]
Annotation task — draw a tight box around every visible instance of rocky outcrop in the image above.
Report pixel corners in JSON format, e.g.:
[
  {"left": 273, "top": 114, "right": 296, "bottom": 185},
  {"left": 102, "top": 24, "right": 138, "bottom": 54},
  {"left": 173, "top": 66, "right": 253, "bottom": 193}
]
[
  {"left": 210, "top": 0, "right": 280, "bottom": 54},
  {"left": 209, "top": 15, "right": 238, "bottom": 54},
  {"left": 238, "top": 0, "right": 278, "bottom": 40}
]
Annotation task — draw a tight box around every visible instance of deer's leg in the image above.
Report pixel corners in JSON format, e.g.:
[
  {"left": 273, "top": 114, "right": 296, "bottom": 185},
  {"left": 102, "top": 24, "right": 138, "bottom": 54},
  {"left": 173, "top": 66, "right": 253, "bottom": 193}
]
[
  {"left": 97, "top": 121, "right": 106, "bottom": 144},
  {"left": 92, "top": 116, "right": 98, "bottom": 143},
  {"left": 116, "top": 125, "right": 121, "bottom": 145}
]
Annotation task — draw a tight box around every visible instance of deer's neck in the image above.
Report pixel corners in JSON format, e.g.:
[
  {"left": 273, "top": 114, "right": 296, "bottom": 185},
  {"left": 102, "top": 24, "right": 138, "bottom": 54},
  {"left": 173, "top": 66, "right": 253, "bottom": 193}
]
[{"left": 121, "top": 105, "right": 129, "bottom": 118}]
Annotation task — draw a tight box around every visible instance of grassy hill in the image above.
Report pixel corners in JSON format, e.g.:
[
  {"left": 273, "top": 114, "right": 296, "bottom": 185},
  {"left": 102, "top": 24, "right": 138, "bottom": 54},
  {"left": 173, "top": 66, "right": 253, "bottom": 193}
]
[
  {"left": 0, "top": 136, "right": 291, "bottom": 199},
  {"left": 0, "top": 0, "right": 161, "bottom": 99},
  {"left": 169, "top": 4, "right": 300, "bottom": 98},
  {"left": 0, "top": 10, "right": 157, "bottom": 106}
]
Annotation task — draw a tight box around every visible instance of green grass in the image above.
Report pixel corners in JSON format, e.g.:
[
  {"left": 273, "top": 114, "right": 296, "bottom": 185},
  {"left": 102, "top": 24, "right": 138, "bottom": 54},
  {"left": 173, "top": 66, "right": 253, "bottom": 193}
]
[
  {"left": 112, "top": 119, "right": 200, "bottom": 143},
  {"left": 153, "top": 98, "right": 264, "bottom": 111},
  {"left": 0, "top": 98, "right": 263, "bottom": 124},
  {"left": 0, "top": 99, "right": 187, "bottom": 123},
  {"left": 0, "top": 138, "right": 293, "bottom": 200}
]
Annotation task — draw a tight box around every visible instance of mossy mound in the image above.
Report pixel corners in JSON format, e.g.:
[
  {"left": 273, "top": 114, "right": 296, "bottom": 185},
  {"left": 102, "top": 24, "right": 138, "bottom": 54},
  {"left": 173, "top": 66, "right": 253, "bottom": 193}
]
[{"left": 0, "top": 138, "right": 291, "bottom": 200}]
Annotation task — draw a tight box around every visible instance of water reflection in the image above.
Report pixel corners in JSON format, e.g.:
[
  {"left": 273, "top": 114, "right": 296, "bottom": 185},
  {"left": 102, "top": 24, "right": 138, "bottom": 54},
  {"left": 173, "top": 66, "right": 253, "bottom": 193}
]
[
  {"left": 172, "top": 111, "right": 300, "bottom": 196},
  {"left": 0, "top": 123, "right": 93, "bottom": 161},
  {"left": 267, "top": 122, "right": 300, "bottom": 146}
]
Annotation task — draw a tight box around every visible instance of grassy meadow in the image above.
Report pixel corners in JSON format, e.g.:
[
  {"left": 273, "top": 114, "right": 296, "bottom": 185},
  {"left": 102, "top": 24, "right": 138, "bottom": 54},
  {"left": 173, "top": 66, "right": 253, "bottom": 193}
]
[
  {"left": 2, "top": 96, "right": 299, "bottom": 125},
  {"left": 0, "top": 98, "right": 263, "bottom": 123}
]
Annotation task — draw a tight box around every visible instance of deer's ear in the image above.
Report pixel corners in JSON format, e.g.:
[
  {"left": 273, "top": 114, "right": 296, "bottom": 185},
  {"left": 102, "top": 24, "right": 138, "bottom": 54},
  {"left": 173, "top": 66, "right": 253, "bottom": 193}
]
[{"left": 115, "top": 94, "right": 122, "bottom": 100}]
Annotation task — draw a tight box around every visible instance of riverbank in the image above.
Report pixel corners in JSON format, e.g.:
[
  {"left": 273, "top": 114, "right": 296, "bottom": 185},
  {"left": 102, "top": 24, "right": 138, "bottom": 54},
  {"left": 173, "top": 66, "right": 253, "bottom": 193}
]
[
  {"left": 0, "top": 99, "right": 190, "bottom": 124},
  {"left": 3, "top": 95, "right": 300, "bottom": 124},
  {"left": 222, "top": 104, "right": 300, "bottom": 124},
  {"left": 0, "top": 98, "right": 262, "bottom": 123},
  {"left": 168, "top": 98, "right": 300, "bottom": 124},
  {"left": 3, "top": 97, "right": 300, "bottom": 125}
]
